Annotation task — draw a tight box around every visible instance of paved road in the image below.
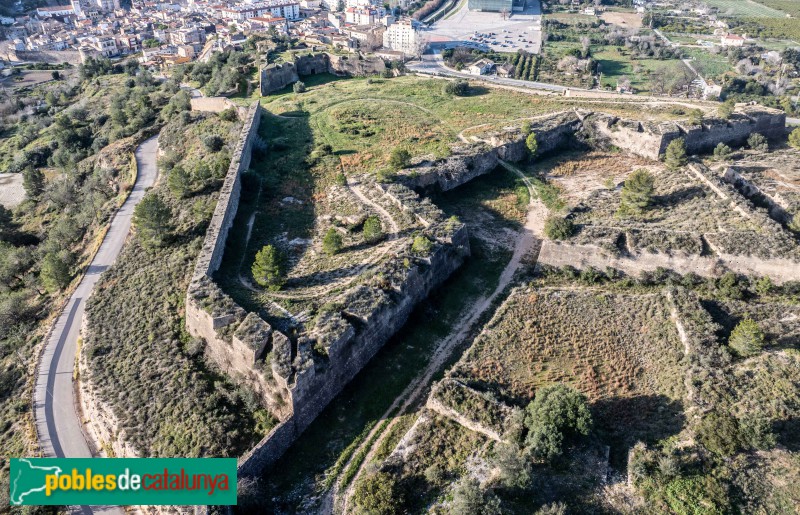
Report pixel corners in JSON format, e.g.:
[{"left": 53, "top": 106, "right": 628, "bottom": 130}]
[
  {"left": 32, "top": 136, "right": 159, "bottom": 513},
  {"left": 407, "top": 51, "right": 568, "bottom": 92}
]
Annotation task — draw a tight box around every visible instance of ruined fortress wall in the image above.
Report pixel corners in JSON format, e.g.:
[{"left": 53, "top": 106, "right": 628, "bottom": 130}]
[
  {"left": 327, "top": 53, "right": 386, "bottom": 76},
  {"left": 4, "top": 48, "right": 81, "bottom": 64},
  {"left": 191, "top": 103, "right": 261, "bottom": 280},
  {"left": 260, "top": 63, "right": 300, "bottom": 95},
  {"left": 236, "top": 224, "right": 471, "bottom": 474},
  {"left": 590, "top": 110, "right": 787, "bottom": 160},
  {"left": 537, "top": 240, "right": 800, "bottom": 284},
  {"left": 261, "top": 53, "right": 386, "bottom": 95}
]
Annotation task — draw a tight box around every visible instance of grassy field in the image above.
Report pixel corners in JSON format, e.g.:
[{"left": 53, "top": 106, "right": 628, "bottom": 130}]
[
  {"left": 592, "top": 47, "right": 688, "bottom": 92},
  {"left": 452, "top": 288, "right": 687, "bottom": 450},
  {"left": 754, "top": 0, "right": 800, "bottom": 16},
  {"left": 681, "top": 48, "right": 734, "bottom": 81},
  {"left": 705, "top": 0, "right": 788, "bottom": 17}
]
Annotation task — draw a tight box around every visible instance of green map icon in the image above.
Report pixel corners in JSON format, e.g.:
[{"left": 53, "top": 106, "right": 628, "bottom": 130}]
[{"left": 10, "top": 458, "right": 62, "bottom": 505}]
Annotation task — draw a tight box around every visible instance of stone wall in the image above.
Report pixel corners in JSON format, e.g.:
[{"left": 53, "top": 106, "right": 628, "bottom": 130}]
[
  {"left": 184, "top": 101, "right": 470, "bottom": 475},
  {"left": 260, "top": 62, "right": 299, "bottom": 95},
  {"left": 397, "top": 107, "right": 786, "bottom": 191},
  {"left": 397, "top": 112, "right": 581, "bottom": 192},
  {"left": 190, "top": 103, "right": 261, "bottom": 280},
  {"left": 3, "top": 48, "right": 81, "bottom": 64},
  {"left": 236, "top": 185, "right": 470, "bottom": 474},
  {"left": 260, "top": 53, "right": 386, "bottom": 95},
  {"left": 587, "top": 106, "right": 786, "bottom": 160}
]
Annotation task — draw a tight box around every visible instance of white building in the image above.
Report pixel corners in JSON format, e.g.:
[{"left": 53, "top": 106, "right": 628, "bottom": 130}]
[
  {"left": 382, "top": 18, "right": 418, "bottom": 57},
  {"left": 217, "top": 1, "right": 300, "bottom": 22},
  {"left": 36, "top": 5, "right": 76, "bottom": 17},
  {"left": 344, "top": 6, "right": 383, "bottom": 25}
]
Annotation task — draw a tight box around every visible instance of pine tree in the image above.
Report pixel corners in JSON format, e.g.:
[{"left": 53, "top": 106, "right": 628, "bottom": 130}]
[
  {"left": 133, "top": 193, "right": 173, "bottom": 247},
  {"left": 22, "top": 166, "right": 45, "bottom": 198},
  {"left": 322, "top": 227, "right": 343, "bottom": 255},
  {"left": 617, "top": 169, "right": 655, "bottom": 217},
  {"left": 664, "top": 138, "right": 688, "bottom": 171},
  {"left": 728, "top": 318, "right": 765, "bottom": 357},
  {"left": 251, "top": 244, "right": 285, "bottom": 289},
  {"left": 362, "top": 216, "right": 384, "bottom": 243},
  {"left": 526, "top": 132, "right": 538, "bottom": 157},
  {"left": 40, "top": 251, "right": 71, "bottom": 292},
  {"left": 167, "top": 165, "right": 191, "bottom": 199}
]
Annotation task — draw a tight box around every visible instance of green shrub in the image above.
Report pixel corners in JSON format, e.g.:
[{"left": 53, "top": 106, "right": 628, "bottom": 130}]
[
  {"left": 411, "top": 235, "right": 433, "bottom": 256},
  {"left": 334, "top": 172, "right": 347, "bottom": 186},
  {"left": 251, "top": 244, "right": 285, "bottom": 290},
  {"left": 293, "top": 81, "right": 306, "bottom": 93},
  {"left": 544, "top": 215, "right": 574, "bottom": 240},
  {"left": 443, "top": 79, "right": 469, "bottom": 96},
  {"left": 696, "top": 411, "right": 742, "bottom": 456},
  {"left": 718, "top": 101, "right": 734, "bottom": 120},
  {"left": 450, "top": 477, "right": 502, "bottom": 515},
  {"left": 728, "top": 318, "right": 766, "bottom": 357},
  {"left": 664, "top": 138, "right": 688, "bottom": 171},
  {"left": 687, "top": 109, "right": 703, "bottom": 126},
  {"left": 661, "top": 475, "right": 729, "bottom": 515},
  {"left": 352, "top": 471, "right": 404, "bottom": 515},
  {"left": 789, "top": 127, "right": 800, "bottom": 150},
  {"left": 322, "top": 227, "right": 343, "bottom": 255},
  {"left": 526, "top": 131, "right": 538, "bottom": 157},
  {"left": 388, "top": 147, "right": 411, "bottom": 170},
  {"left": 362, "top": 215, "right": 384, "bottom": 243},
  {"left": 617, "top": 168, "right": 655, "bottom": 217},
  {"left": 524, "top": 384, "right": 592, "bottom": 460},
  {"left": 747, "top": 133, "right": 768, "bottom": 151},
  {"left": 713, "top": 142, "right": 732, "bottom": 161}
]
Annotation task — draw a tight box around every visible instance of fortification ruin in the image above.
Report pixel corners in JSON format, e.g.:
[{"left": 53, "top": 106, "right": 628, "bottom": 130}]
[
  {"left": 260, "top": 52, "right": 387, "bottom": 94},
  {"left": 184, "top": 98, "right": 789, "bottom": 476}
]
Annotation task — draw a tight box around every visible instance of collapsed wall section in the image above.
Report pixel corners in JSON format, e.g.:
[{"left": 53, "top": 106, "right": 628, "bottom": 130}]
[
  {"left": 260, "top": 53, "right": 386, "bottom": 95},
  {"left": 587, "top": 106, "right": 786, "bottom": 160}
]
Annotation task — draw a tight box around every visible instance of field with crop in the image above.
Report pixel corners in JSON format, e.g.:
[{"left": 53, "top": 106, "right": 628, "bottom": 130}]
[
  {"left": 452, "top": 288, "right": 687, "bottom": 444},
  {"left": 705, "top": 0, "right": 787, "bottom": 18}
]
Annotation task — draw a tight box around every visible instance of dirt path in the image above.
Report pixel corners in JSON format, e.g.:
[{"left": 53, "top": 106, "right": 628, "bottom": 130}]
[{"left": 330, "top": 159, "right": 547, "bottom": 514}]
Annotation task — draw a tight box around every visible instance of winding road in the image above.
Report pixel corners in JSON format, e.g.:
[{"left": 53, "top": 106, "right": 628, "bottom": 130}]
[{"left": 32, "top": 136, "right": 159, "bottom": 513}]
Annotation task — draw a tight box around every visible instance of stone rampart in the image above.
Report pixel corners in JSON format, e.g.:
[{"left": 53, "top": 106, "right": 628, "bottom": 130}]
[
  {"left": 397, "top": 112, "right": 581, "bottom": 192},
  {"left": 261, "top": 53, "right": 386, "bottom": 95},
  {"left": 588, "top": 106, "right": 786, "bottom": 160},
  {"left": 191, "top": 103, "right": 261, "bottom": 281},
  {"left": 235, "top": 186, "right": 470, "bottom": 474}
]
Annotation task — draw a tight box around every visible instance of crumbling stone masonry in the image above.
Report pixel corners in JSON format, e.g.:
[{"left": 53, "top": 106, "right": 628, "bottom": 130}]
[
  {"left": 396, "top": 107, "right": 786, "bottom": 192},
  {"left": 260, "top": 52, "right": 386, "bottom": 95},
  {"left": 184, "top": 102, "right": 469, "bottom": 475}
]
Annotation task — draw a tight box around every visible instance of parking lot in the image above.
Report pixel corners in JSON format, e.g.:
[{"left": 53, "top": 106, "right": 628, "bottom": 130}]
[{"left": 421, "top": 0, "right": 542, "bottom": 53}]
